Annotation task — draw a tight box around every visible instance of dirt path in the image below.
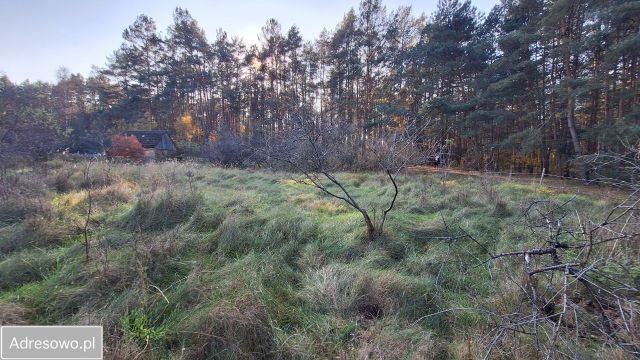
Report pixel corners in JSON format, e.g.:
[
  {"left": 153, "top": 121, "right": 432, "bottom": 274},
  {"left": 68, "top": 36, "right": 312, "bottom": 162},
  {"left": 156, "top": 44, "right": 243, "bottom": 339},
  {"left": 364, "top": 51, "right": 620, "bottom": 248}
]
[{"left": 408, "top": 165, "right": 630, "bottom": 202}]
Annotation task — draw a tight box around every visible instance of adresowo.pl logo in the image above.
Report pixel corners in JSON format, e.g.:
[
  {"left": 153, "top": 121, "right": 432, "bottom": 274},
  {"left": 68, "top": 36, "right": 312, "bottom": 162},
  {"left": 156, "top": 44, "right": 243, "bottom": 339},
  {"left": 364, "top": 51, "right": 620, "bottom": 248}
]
[{"left": 1, "top": 326, "right": 102, "bottom": 360}]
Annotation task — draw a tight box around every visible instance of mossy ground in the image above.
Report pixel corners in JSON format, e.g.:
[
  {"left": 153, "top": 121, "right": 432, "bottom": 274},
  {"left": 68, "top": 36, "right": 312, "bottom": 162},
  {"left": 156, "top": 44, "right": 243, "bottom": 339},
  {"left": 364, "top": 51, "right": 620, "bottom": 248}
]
[{"left": 0, "top": 160, "right": 618, "bottom": 359}]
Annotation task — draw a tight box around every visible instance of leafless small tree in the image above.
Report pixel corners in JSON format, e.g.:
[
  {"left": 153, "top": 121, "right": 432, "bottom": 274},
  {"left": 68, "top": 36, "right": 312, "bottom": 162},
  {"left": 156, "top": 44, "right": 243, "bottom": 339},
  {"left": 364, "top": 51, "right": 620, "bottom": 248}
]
[
  {"left": 264, "top": 109, "right": 434, "bottom": 240},
  {"left": 82, "top": 158, "right": 95, "bottom": 261},
  {"left": 185, "top": 169, "right": 196, "bottom": 193}
]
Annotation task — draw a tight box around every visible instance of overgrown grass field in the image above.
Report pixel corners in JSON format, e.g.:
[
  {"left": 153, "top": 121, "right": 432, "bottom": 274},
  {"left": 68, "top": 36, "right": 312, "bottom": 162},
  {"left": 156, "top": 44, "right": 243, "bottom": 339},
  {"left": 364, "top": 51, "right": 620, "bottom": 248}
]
[{"left": 0, "top": 159, "right": 627, "bottom": 359}]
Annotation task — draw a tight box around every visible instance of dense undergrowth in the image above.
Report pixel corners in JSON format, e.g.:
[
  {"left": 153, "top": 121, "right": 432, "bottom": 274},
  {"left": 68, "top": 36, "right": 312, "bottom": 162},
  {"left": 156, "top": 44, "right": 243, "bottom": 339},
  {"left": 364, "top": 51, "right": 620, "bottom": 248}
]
[{"left": 0, "top": 159, "right": 629, "bottom": 359}]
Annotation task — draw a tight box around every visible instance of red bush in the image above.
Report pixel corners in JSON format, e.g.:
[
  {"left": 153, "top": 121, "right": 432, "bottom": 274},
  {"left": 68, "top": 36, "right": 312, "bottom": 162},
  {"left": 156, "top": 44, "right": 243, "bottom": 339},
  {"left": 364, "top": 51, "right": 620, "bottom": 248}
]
[{"left": 107, "top": 135, "right": 146, "bottom": 160}]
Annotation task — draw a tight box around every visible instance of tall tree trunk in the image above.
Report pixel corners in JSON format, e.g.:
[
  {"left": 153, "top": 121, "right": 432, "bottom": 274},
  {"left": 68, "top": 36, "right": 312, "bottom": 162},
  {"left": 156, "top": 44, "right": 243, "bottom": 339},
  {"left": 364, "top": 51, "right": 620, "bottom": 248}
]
[{"left": 563, "top": 9, "right": 586, "bottom": 180}]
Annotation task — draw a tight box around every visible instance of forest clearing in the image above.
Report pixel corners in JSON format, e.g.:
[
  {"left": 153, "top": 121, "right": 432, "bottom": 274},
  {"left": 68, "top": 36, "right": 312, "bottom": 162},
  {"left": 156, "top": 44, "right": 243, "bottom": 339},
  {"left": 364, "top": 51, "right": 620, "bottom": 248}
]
[
  {"left": 1, "top": 159, "right": 637, "bottom": 359},
  {"left": 1, "top": 0, "right": 639, "bottom": 358}
]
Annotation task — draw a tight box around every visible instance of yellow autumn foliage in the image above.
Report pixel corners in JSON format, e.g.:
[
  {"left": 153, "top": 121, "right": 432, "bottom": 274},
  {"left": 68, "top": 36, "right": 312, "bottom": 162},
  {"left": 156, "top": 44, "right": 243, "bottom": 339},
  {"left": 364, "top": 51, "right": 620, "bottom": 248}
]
[{"left": 175, "top": 114, "right": 203, "bottom": 142}]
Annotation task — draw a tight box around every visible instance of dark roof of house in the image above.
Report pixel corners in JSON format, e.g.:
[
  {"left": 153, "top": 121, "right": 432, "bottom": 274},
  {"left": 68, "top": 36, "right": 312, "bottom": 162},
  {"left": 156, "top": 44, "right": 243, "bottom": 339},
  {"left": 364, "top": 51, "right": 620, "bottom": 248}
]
[{"left": 123, "top": 130, "right": 176, "bottom": 151}]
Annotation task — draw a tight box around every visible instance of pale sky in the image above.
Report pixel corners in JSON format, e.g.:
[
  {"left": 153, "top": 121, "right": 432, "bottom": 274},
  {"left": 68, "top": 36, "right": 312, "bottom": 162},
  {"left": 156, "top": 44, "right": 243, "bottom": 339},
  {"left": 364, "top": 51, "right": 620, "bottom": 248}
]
[{"left": 0, "top": 0, "right": 500, "bottom": 83}]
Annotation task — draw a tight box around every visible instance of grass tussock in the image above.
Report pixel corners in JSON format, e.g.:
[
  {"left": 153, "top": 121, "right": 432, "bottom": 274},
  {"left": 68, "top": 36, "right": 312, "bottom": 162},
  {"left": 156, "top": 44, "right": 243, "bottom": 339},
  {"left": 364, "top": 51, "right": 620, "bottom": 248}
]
[
  {"left": 123, "top": 190, "right": 203, "bottom": 231},
  {"left": 188, "top": 297, "right": 276, "bottom": 359},
  {"left": 92, "top": 178, "right": 136, "bottom": 205},
  {"left": 0, "top": 302, "right": 30, "bottom": 325},
  {"left": 356, "top": 321, "right": 436, "bottom": 359},
  {"left": 302, "top": 264, "right": 433, "bottom": 321},
  {"left": 0, "top": 249, "right": 61, "bottom": 290},
  {"left": 0, "top": 214, "right": 70, "bottom": 254},
  {"left": 213, "top": 211, "right": 317, "bottom": 257}
]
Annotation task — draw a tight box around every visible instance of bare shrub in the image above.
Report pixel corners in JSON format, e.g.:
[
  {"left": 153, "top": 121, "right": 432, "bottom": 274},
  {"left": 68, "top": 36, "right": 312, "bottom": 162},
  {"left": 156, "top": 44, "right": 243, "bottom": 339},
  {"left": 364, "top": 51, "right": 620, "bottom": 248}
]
[
  {"left": 52, "top": 169, "right": 74, "bottom": 192},
  {"left": 202, "top": 129, "right": 254, "bottom": 167},
  {"left": 455, "top": 194, "right": 640, "bottom": 358}
]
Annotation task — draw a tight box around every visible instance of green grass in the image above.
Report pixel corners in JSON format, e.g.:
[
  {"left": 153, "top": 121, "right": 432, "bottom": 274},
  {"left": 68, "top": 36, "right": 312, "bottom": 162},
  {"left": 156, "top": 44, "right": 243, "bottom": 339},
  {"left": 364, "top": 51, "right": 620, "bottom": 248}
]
[{"left": 0, "top": 160, "right": 612, "bottom": 359}]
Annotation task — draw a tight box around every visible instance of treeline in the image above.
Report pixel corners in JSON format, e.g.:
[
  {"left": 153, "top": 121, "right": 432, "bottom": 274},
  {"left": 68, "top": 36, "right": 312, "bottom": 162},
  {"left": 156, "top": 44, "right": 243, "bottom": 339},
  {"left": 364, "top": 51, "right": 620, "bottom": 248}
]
[{"left": 0, "top": 0, "right": 638, "bottom": 175}]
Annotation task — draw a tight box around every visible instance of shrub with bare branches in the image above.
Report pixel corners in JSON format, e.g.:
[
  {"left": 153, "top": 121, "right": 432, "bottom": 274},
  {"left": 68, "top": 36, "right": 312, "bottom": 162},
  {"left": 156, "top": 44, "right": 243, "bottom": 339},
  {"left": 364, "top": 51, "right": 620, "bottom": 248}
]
[
  {"left": 448, "top": 147, "right": 640, "bottom": 358},
  {"left": 264, "top": 108, "right": 435, "bottom": 240}
]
